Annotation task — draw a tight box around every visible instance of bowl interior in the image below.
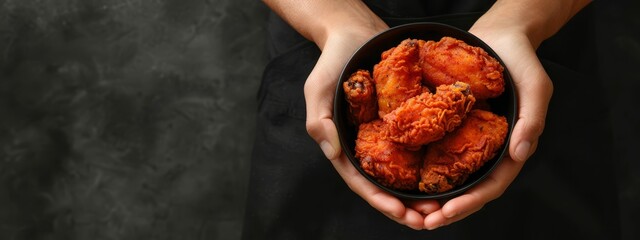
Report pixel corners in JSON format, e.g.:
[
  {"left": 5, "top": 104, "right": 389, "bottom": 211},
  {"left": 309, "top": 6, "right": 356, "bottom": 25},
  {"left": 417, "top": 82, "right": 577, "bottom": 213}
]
[{"left": 334, "top": 22, "right": 517, "bottom": 200}]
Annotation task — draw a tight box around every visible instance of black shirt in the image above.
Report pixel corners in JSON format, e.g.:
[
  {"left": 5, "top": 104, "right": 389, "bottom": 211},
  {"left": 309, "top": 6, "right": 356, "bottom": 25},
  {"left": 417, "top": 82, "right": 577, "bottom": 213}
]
[
  {"left": 364, "top": 0, "right": 493, "bottom": 18},
  {"left": 266, "top": 0, "right": 494, "bottom": 59}
]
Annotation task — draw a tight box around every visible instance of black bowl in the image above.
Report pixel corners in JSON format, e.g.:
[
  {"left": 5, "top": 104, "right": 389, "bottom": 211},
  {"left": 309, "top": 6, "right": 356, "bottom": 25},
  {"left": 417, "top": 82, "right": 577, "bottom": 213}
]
[{"left": 333, "top": 22, "right": 517, "bottom": 200}]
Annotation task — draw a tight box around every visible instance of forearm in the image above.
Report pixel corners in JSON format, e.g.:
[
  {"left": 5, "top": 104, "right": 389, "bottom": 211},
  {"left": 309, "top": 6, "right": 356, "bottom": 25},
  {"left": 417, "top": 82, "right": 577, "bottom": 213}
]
[
  {"left": 262, "top": 0, "right": 387, "bottom": 49},
  {"left": 471, "top": 0, "right": 592, "bottom": 48}
]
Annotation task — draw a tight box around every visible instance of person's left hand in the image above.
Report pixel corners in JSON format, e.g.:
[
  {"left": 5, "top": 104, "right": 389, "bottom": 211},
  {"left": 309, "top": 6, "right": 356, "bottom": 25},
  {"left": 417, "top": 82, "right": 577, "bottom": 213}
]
[{"left": 420, "top": 20, "right": 554, "bottom": 230}]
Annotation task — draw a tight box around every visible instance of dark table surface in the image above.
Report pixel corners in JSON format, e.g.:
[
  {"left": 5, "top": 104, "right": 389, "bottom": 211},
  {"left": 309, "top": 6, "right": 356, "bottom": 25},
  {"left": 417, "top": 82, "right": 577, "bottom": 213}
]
[{"left": 0, "top": 0, "right": 638, "bottom": 240}]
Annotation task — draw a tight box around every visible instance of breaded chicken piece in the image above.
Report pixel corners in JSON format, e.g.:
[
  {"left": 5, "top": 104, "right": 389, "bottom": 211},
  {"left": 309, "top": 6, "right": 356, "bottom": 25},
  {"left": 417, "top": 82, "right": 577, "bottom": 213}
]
[
  {"left": 355, "top": 119, "right": 423, "bottom": 191},
  {"left": 419, "top": 109, "right": 508, "bottom": 194},
  {"left": 383, "top": 82, "right": 476, "bottom": 147},
  {"left": 343, "top": 69, "right": 378, "bottom": 125},
  {"left": 373, "top": 38, "right": 425, "bottom": 117},
  {"left": 419, "top": 37, "right": 504, "bottom": 100}
]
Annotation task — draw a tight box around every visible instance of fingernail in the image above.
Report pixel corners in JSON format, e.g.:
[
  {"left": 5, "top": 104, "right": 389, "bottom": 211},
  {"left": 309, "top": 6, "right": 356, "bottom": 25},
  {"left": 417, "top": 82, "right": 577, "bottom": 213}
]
[
  {"left": 444, "top": 211, "right": 458, "bottom": 218},
  {"left": 427, "top": 223, "right": 445, "bottom": 230},
  {"left": 514, "top": 141, "right": 531, "bottom": 162},
  {"left": 320, "top": 141, "right": 336, "bottom": 159}
]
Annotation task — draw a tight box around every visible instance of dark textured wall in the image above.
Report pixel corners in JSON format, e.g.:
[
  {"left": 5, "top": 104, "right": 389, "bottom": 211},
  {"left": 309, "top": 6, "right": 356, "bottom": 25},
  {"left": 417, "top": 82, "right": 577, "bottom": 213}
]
[{"left": 0, "top": 0, "right": 267, "bottom": 239}]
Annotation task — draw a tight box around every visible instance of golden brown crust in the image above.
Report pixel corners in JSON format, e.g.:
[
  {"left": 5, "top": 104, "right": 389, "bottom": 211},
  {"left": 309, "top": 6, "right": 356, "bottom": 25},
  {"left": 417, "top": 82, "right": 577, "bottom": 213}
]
[
  {"left": 373, "top": 39, "right": 424, "bottom": 117},
  {"left": 343, "top": 69, "right": 378, "bottom": 125},
  {"left": 345, "top": 37, "right": 509, "bottom": 193},
  {"left": 420, "top": 37, "right": 505, "bottom": 100},
  {"left": 419, "top": 109, "right": 508, "bottom": 194},
  {"left": 355, "top": 120, "right": 422, "bottom": 190},
  {"left": 383, "top": 82, "right": 476, "bottom": 147}
]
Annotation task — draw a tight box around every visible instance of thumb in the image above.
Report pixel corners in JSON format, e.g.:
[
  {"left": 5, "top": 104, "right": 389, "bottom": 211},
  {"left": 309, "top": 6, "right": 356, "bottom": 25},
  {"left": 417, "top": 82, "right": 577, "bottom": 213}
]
[
  {"left": 304, "top": 44, "right": 351, "bottom": 160},
  {"left": 307, "top": 118, "right": 341, "bottom": 160},
  {"left": 509, "top": 60, "right": 553, "bottom": 162}
]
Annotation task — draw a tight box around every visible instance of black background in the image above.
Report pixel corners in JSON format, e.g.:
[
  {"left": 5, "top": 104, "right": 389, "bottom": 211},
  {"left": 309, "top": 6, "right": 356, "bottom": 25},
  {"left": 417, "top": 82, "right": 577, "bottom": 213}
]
[{"left": 0, "top": 0, "right": 637, "bottom": 239}]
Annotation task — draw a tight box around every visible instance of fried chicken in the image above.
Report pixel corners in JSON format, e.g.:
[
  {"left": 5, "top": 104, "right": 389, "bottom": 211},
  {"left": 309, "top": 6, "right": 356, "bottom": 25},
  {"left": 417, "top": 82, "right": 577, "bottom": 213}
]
[
  {"left": 343, "top": 69, "right": 378, "bottom": 125},
  {"left": 418, "top": 109, "right": 508, "bottom": 194},
  {"left": 355, "top": 119, "right": 423, "bottom": 191},
  {"left": 419, "top": 37, "right": 504, "bottom": 100},
  {"left": 383, "top": 82, "right": 476, "bottom": 147},
  {"left": 344, "top": 36, "right": 511, "bottom": 193},
  {"left": 373, "top": 39, "right": 425, "bottom": 117}
]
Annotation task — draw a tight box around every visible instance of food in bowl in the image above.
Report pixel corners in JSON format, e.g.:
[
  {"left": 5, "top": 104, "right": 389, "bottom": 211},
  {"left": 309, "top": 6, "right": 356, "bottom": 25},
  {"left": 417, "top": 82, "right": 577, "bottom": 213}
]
[
  {"left": 342, "top": 36, "right": 509, "bottom": 195},
  {"left": 419, "top": 109, "right": 508, "bottom": 194},
  {"left": 343, "top": 70, "right": 378, "bottom": 125},
  {"left": 420, "top": 36, "right": 505, "bottom": 100},
  {"left": 371, "top": 38, "right": 424, "bottom": 117}
]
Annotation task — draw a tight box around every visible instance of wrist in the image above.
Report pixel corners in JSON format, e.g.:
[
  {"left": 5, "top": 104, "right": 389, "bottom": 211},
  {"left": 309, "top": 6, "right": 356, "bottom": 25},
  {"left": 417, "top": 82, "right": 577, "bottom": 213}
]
[
  {"left": 313, "top": 5, "right": 388, "bottom": 50},
  {"left": 469, "top": 6, "right": 542, "bottom": 49},
  {"left": 471, "top": 0, "right": 592, "bottom": 49},
  {"left": 263, "top": 0, "right": 386, "bottom": 50}
]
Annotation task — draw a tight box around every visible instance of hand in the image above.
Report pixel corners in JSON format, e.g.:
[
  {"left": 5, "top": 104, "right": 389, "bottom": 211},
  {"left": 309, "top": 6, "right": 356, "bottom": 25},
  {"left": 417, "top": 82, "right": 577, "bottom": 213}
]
[
  {"left": 262, "top": 0, "right": 440, "bottom": 230},
  {"left": 303, "top": 13, "right": 445, "bottom": 230},
  {"left": 420, "top": 0, "right": 592, "bottom": 230},
  {"left": 265, "top": 0, "right": 588, "bottom": 231},
  {"left": 420, "top": 23, "right": 554, "bottom": 230}
]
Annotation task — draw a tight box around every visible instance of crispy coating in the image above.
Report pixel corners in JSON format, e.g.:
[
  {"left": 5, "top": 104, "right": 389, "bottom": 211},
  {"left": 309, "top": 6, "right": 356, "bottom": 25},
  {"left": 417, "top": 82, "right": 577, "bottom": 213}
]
[
  {"left": 419, "top": 109, "right": 508, "bottom": 194},
  {"left": 373, "top": 39, "right": 424, "bottom": 117},
  {"left": 355, "top": 119, "right": 422, "bottom": 190},
  {"left": 343, "top": 70, "right": 378, "bottom": 125},
  {"left": 383, "top": 82, "right": 476, "bottom": 147},
  {"left": 420, "top": 37, "right": 504, "bottom": 99}
]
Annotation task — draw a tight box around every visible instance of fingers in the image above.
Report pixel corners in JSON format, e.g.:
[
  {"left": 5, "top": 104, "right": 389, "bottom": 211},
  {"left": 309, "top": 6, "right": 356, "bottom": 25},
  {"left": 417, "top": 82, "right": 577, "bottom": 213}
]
[
  {"left": 304, "top": 29, "right": 430, "bottom": 230},
  {"left": 423, "top": 156, "right": 525, "bottom": 230},
  {"left": 482, "top": 34, "right": 553, "bottom": 163},
  {"left": 509, "top": 60, "right": 553, "bottom": 162},
  {"left": 467, "top": 30, "right": 553, "bottom": 163},
  {"left": 383, "top": 207, "right": 427, "bottom": 230},
  {"left": 304, "top": 38, "right": 360, "bottom": 160},
  {"left": 424, "top": 204, "right": 484, "bottom": 230},
  {"left": 306, "top": 118, "right": 341, "bottom": 160},
  {"left": 328, "top": 151, "right": 427, "bottom": 229},
  {"left": 406, "top": 200, "right": 441, "bottom": 216}
]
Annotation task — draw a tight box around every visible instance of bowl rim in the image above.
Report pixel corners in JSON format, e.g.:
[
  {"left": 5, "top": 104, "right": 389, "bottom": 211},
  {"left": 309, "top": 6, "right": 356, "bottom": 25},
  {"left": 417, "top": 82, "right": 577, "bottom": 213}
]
[{"left": 333, "top": 22, "right": 518, "bottom": 200}]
